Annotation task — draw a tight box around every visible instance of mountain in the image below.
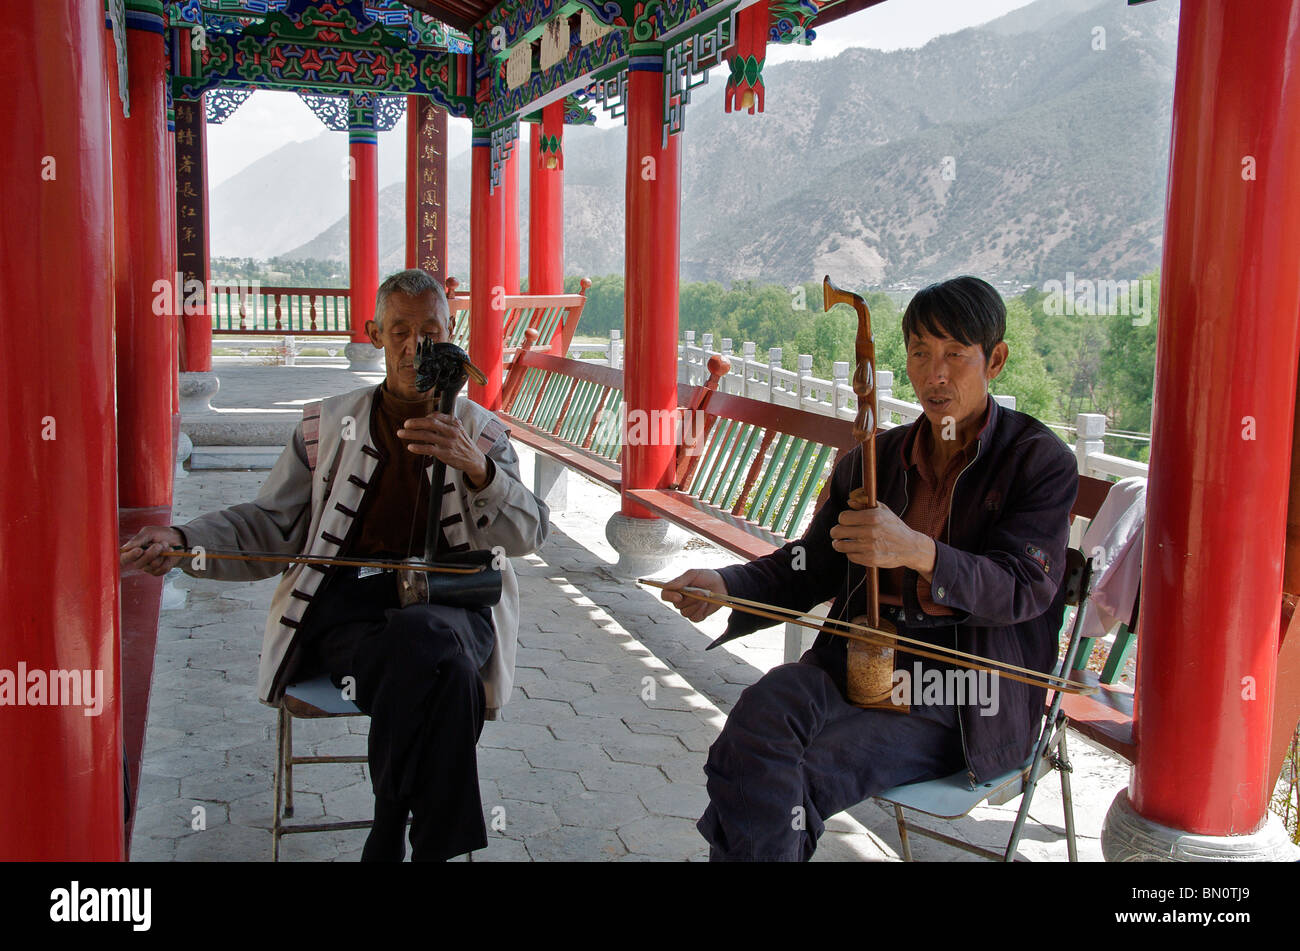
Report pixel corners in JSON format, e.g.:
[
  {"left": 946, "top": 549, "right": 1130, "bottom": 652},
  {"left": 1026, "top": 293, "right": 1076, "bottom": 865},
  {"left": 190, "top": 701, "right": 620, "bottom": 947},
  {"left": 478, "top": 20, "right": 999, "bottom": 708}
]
[{"left": 219, "top": 0, "right": 1179, "bottom": 288}]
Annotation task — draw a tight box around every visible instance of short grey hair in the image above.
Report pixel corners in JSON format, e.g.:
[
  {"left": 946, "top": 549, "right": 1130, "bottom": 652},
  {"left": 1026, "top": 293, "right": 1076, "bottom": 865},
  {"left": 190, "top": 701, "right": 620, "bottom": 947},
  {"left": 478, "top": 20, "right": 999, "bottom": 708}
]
[{"left": 373, "top": 269, "right": 448, "bottom": 330}]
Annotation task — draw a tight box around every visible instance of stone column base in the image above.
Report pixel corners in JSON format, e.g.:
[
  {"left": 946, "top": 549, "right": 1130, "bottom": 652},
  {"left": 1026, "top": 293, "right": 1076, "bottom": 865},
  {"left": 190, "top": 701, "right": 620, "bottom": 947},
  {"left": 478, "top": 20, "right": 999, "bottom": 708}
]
[
  {"left": 534, "top": 454, "right": 568, "bottom": 514},
  {"left": 161, "top": 567, "right": 188, "bottom": 611},
  {"left": 345, "top": 341, "right": 384, "bottom": 371},
  {"left": 605, "top": 512, "right": 686, "bottom": 578},
  {"left": 175, "top": 430, "right": 192, "bottom": 480},
  {"left": 179, "top": 371, "right": 219, "bottom": 415},
  {"left": 1102, "top": 788, "right": 1300, "bottom": 861}
]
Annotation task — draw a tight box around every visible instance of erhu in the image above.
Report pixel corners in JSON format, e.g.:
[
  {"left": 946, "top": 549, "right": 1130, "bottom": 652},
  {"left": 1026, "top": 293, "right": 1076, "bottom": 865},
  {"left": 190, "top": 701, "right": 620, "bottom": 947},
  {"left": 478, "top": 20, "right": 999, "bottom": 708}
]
[{"left": 394, "top": 338, "right": 503, "bottom": 609}]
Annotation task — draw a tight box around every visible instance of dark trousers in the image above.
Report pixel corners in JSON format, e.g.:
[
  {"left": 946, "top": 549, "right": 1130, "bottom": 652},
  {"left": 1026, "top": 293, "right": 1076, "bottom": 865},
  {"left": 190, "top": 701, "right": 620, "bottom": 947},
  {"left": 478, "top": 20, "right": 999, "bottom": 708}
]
[
  {"left": 698, "top": 648, "right": 967, "bottom": 861},
  {"left": 295, "top": 569, "right": 495, "bottom": 862}
]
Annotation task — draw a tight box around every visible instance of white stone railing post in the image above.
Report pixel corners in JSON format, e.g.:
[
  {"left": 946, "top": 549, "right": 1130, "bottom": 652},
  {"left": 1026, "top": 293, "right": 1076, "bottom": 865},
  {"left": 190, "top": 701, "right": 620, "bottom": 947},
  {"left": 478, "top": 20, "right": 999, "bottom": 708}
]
[
  {"left": 609, "top": 329, "right": 622, "bottom": 368},
  {"left": 832, "top": 361, "right": 851, "bottom": 420},
  {"left": 768, "top": 347, "right": 782, "bottom": 402},
  {"left": 876, "top": 369, "right": 893, "bottom": 423},
  {"left": 1075, "top": 412, "right": 1107, "bottom": 475},
  {"left": 797, "top": 354, "right": 812, "bottom": 407}
]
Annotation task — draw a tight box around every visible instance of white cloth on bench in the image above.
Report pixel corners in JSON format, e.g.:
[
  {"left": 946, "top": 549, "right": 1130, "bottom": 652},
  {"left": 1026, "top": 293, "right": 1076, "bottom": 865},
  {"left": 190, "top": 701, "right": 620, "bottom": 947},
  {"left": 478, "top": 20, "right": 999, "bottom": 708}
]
[{"left": 1079, "top": 476, "right": 1146, "bottom": 638}]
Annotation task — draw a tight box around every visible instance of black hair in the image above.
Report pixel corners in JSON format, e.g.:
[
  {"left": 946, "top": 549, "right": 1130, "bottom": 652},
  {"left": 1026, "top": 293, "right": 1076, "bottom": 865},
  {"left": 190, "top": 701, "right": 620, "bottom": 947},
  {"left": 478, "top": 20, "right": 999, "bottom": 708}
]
[{"left": 901, "top": 276, "right": 1005, "bottom": 362}]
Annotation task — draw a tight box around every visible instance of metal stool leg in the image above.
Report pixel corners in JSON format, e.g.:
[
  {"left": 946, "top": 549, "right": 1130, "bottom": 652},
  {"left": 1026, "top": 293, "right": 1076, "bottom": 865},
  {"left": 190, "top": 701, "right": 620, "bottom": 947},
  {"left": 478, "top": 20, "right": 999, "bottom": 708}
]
[
  {"left": 1057, "top": 729, "right": 1078, "bottom": 862},
  {"left": 273, "top": 705, "right": 287, "bottom": 862},
  {"left": 284, "top": 708, "right": 295, "bottom": 819},
  {"left": 893, "top": 804, "right": 914, "bottom": 862}
]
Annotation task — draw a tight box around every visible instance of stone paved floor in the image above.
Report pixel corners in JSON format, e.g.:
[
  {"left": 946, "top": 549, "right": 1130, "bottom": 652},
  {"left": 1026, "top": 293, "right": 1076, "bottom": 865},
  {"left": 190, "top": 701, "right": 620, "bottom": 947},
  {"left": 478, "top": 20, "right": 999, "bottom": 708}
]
[{"left": 131, "top": 362, "right": 1131, "bottom": 862}]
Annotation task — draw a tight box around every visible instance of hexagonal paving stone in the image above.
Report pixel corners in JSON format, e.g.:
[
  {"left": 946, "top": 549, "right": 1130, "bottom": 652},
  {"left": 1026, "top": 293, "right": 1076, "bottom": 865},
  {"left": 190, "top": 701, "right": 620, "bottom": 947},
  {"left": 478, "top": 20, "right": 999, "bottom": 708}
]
[
  {"left": 523, "top": 740, "right": 610, "bottom": 772},
  {"left": 479, "top": 720, "right": 554, "bottom": 750},
  {"left": 476, "top": 745, "right": 530, "bottom": 780},
  {"left": 521, "top": 678, "right": 596, "bottom": 703},
  {"left": 524, "top": 826, "right": 626, "bottom": 862},
  {"left": 495, "top": 765, "right": 586, "bottom": 804},
  {"left": 618, "top": 814, "right": 706, "bottom": 859},
  {"left": 601, "top": 734, "right": 689, "bottom": 767},
  {"left": 548, "top": 715, "right": 635, "bottom": 744},
  {"left": 180, "top": 766, "right": 267, "bottom": 803},
  {"left": 497, "top": 697, "right": 576, "bottom": 725},
  {"left": 577, "top": 760, "right": 668, "bottom": 795},
  {"left": 143, "top": 745, "right": 227, "bottom": 780},
  {"left": 481, "top": 799, "right": 562, "bottom": 838},
  {"left": 637, "top": 782, "right": 709, "bottom": 820},
  {"left": 175, "top": 822, "right": 273, "bottom": 862},
  {"left": 552, "top": 790, "right": 647, "bottom": 830}
]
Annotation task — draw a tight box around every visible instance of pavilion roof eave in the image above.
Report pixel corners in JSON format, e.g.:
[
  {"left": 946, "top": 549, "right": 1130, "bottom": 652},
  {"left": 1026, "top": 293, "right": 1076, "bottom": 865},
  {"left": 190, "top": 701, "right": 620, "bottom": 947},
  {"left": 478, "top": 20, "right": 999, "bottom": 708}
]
[
  {"left": 403, "top": 0, "right": 492, "bottom": 35},
  {"left": 405, "top": 0, "right": 893, "bottom": 46}
]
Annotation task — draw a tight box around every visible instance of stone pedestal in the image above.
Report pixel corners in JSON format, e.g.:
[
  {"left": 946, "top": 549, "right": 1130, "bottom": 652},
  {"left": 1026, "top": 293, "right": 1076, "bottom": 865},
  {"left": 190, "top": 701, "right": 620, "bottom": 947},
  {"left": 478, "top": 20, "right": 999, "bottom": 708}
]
[
  {"left": 1101, "top": 789, "right": 1300, "bottom": 862},
  {"left": 604, "top": 512, "right": 686, "bottom": 578},
  {"left": 160, "top": 567, "right": 187, "bottom": 611},
  {"left": 175, "top": 429, "right": 192, "bottom": 480},
  {"left": 345, "top": 341, "right": 384, "bottom": 371},
  {"left": 179, "top": 371, "right": 219, "bottom": 415},
  {"left": 534, "top": 454, "right": 568, "bottom": 514}
]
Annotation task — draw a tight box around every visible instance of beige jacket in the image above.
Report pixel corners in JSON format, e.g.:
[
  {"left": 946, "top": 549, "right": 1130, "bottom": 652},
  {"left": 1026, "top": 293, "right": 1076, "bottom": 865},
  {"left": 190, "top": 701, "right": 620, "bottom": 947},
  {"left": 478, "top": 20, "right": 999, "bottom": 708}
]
[{"left": 176, "top": 384, "right": 549, "bottom": 712}]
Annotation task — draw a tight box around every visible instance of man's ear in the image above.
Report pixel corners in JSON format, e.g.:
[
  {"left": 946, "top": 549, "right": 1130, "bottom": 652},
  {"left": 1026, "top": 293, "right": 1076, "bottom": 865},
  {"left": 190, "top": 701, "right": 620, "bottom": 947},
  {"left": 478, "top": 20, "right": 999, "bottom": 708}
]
[
  {"left": 986, "top": 340, "right": 1009, "bottom": 382},
  {"left": 365, "top": 319, "right": 381, "bottom": 349}
]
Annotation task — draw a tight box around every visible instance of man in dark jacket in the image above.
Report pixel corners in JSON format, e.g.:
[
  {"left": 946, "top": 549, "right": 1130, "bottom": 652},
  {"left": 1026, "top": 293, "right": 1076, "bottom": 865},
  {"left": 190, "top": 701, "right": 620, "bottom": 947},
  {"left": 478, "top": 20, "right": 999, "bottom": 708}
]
[{"left": 661, "top": 276, "right": 1079, "bottom": 861}]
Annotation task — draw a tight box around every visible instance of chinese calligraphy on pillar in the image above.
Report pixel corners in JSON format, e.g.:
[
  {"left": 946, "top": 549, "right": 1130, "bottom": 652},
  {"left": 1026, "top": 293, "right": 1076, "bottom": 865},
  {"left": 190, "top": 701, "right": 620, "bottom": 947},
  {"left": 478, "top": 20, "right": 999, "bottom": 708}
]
[{"left": 412, "top": 96, "right": 447, "bottom": 281}]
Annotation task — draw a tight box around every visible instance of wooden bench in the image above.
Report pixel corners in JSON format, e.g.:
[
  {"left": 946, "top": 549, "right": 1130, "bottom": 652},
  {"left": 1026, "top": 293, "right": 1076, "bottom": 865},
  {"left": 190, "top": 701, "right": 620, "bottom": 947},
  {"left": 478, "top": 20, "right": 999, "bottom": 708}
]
[
  {"left": 499, "top": 330, "right": 857, "bottom": 562},
  {"left": 446, "top": 277, "right": 591, "bottom": 360}
]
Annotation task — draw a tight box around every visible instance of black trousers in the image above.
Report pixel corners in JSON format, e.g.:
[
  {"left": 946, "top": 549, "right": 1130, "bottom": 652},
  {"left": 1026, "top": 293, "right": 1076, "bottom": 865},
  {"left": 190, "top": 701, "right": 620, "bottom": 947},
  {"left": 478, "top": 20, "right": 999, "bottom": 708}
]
[
  {"left": 698, "top": 647, "right": 967, "bottom": 861},
  {"left": 294, "top": 569, "right": 496, "bottom": 861}
]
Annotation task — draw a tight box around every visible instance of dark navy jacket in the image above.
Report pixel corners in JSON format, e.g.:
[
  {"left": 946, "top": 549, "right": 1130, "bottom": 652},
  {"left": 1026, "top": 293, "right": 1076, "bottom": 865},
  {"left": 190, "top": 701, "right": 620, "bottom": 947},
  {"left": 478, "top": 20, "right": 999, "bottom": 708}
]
[{"left": 717, "top": 396, "right": 1079, "bottom": 783}]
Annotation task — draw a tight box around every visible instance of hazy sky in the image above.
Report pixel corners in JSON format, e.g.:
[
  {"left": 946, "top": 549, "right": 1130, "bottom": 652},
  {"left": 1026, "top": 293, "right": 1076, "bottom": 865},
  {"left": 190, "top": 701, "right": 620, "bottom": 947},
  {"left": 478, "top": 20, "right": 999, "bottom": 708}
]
[{"left": 207, "top": 0, "right": 1039, "bottom": 187}]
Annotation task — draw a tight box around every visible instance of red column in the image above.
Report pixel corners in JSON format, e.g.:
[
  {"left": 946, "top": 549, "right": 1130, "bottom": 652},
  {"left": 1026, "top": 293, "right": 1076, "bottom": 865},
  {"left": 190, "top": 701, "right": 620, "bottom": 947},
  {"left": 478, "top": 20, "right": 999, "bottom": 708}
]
[
  {"left": 529, "top": 101, "right": 565, "bottom": 297},
  {"left": 470, "top": 139, "right": 506, "bottom": 408},
  {"left": 349, "top": 127, "right": 379, "bottom": 342},
  {"left": 621, "top": 54, "right": 681, "bottom": 518},
  {"left": 115, "top": 2, "right": 176, "bottom": 509},
  {"left": 176, "top": 95, "right": 213, "bottom": 373},
  {"left": 503, "top": 146, "right": 521, "bottom": 294},
  {"left": 0, "top": 0, "right": 123, "bottom": 860},
  {"left": 1131, "top": 0, "right": 1300, "bottom": 835}
]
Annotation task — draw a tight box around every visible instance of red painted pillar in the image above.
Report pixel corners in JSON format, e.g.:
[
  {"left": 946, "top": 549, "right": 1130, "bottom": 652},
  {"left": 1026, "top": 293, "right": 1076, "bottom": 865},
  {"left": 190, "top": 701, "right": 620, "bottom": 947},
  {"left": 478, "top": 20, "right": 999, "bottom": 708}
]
[
  {"left": 1127, "top": 0, "right": 1300, "bottom": 838},
  {"left": 176, "top": 94, "right": 213, "bottom": 374},
  {"left": 503, "top": 145, "right": 521, "bottom": 294},
  {"left": 406, "top": 95, "right": 422, "bottom": 270},
  {"left": 116, "top": 0, "right": 176, "bottom": 509},
  {"left": 470, "top": 137, "right": 506, "bottom": 408},
  {"left": 349, "top": 114, "right": 379, "bottom": 345},
  {"left": 621, "top": 53, "right": 682, "bottom": 518},
  {"left": 0, "top": 0, "right": 123, "bottom": 860},
  {"left": 529, "top": 101, "right": 565, "bottom": 298}
]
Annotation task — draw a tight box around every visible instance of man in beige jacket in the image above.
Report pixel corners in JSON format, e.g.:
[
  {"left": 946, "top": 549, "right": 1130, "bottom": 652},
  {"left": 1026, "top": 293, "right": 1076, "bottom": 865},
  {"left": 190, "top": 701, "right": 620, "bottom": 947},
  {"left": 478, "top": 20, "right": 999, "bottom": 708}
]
[{"left": 121, "top": 269, "right": 549, "bottom": 861}]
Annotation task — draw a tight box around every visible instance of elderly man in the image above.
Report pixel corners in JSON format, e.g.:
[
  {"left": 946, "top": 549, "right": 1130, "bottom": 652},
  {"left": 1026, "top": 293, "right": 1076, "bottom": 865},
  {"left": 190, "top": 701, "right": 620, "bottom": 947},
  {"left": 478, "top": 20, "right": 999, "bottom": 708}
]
[
  {"left": 662, "top": 275, "right": 1078, "bottom": 861},
  {"left": 121, "top": 269, "right": 549, "bottom": 861}
]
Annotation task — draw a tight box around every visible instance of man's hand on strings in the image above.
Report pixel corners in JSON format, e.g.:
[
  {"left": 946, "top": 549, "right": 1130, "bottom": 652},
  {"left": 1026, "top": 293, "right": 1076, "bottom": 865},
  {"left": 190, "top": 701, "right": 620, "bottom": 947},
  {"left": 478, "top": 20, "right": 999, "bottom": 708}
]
[
  {"left": 658, "top": 568, "right": 728, "bottom": 623},
  {"left": 398, "top": 413, "right": 489, "bottom": 488},
  {"left": 120, "top": 526, "right": 186, "bottom": 577},
  {"left": 831, "top": 488, "right": 938, "bottom": 580}
]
